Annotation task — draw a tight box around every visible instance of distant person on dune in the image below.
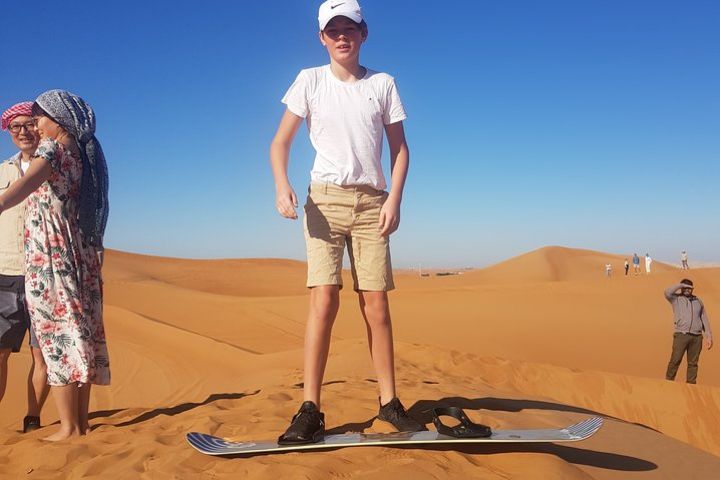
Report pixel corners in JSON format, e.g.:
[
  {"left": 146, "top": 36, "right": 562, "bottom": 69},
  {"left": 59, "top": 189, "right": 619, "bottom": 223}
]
[
  {"left": 664, "top": 279, "right": 713, "bottom": 384},
  {"left": 605, "top": 263, "right": 612, "bottom": 278},
  {"left": 681, "top": 250, "right": 689, "bottom": 270},
  {"left": 624, "top": 259, "right": 629, "bottom": 276},
  {"left": 632, "top": 253, "right": 640, "bottom": 275},
  {"left": 645, "top": 253, "right": 652, "bottom": 274}
]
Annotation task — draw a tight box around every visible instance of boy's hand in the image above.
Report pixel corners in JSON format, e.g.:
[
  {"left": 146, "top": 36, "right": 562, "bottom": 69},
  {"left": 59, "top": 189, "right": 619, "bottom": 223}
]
[
  {"left": 378, "top": 195, "right": 401, "bottom": 236},
  {"left": 707, "top": 339, "right": 713, "bottom": 350},
  {"left": 276, "top": 184, "right": 298, "bottom": 219}
]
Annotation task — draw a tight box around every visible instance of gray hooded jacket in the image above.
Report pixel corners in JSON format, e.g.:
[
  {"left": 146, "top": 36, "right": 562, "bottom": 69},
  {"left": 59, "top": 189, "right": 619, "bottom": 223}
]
[{"left": 664, "top": 284, "right": 712, "bottom": 340}]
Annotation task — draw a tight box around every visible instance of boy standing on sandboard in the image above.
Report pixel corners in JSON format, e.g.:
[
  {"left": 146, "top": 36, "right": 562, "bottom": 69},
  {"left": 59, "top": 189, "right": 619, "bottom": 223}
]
[{"left": 270, "top": 0, "right": 424, "bottom": 444}]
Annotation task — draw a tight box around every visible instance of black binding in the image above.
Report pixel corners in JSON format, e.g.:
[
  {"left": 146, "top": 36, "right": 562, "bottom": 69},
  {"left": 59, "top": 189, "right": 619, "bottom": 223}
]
[{"left": 431, "top": 407, "right": 492, "bottom": 438}]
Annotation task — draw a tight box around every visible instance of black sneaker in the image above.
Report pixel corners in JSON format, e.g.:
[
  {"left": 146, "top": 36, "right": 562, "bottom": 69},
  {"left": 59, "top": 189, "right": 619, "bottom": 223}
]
[
  {"left": 278, "top": 401, "right": 325, "bottom": 445},
  {"left": 22, "top": 416, "right": 41, "bottom": 433},
  {"left": 377, "top": 397, "right": 426, "bottom": 432}
]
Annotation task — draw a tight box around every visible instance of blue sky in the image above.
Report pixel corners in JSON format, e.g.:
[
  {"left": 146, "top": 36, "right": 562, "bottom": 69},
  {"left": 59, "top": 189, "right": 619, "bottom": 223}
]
[{"left": 1, "top": 0, "right": 718, "bottom": 268}]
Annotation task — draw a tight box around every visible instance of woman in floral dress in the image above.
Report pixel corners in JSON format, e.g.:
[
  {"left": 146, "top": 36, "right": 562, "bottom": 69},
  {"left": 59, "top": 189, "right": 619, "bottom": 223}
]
[{"left": 0, "top": 90, "right": 109, "bottom": 441}]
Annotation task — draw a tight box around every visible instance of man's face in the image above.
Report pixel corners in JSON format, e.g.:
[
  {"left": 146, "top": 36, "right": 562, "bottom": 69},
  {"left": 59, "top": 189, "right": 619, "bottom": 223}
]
[
  {"left": 8, "top": 115, "right": 39, "bottom": 153},
  {"left": 682, "top": 287, "right": 694, "bottom": 296},
  {"left": 320, "top": 16, "right": 367, "bottom": 62}
]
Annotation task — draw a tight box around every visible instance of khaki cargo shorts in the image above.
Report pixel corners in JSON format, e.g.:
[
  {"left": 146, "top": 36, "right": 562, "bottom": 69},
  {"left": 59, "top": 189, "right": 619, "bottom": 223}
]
[{"left": 304, "top": 182, "right": 394, "bottom": 292}]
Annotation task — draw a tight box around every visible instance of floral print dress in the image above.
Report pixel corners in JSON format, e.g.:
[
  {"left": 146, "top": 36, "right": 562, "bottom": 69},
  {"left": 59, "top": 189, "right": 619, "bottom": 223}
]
[{"left": 25, "top": 138, "right": 110, "bottom": 386}]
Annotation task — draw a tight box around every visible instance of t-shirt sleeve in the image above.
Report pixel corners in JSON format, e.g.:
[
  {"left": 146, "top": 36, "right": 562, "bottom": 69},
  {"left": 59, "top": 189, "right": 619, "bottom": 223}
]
[
  {"left": 33, "top": 138, "right": 60, "bottom": 170},
  {"left": 282, "top": 70, "right": 309, "bottom": 118},
  {"left": 383, "top": 78, "right": 407, "bottom": 125}
]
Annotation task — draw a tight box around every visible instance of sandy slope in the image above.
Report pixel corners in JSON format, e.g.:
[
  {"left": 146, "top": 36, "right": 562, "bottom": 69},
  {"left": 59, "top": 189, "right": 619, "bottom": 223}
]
[{"left": 1, "top": 246, "right": 718, "bottom": 479}]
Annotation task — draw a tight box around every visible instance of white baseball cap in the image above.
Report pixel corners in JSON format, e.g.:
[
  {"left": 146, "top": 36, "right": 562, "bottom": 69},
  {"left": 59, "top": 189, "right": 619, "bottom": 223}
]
[{"left": 318, "top": 0, "right": 363, "bottom": 31}]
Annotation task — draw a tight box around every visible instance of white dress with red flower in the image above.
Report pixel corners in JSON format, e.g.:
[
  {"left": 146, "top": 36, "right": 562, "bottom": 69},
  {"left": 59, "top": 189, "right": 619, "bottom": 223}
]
[{"left": 25, "top": 138, "right": 109, "bottom": 386}]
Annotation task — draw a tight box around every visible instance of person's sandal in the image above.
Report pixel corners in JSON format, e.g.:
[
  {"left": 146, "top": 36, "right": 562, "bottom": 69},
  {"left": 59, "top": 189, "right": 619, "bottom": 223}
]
[
  {"left": 431, "top": 406, "right": 492, "bottom": 438},
  {"left": 22, "top": 416, "right": 41, "bottom": 433}
]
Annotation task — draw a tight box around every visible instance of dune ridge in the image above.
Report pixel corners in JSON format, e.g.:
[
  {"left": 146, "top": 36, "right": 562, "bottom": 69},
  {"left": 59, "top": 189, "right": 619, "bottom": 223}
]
[{"left": 1, "top": 246, "right": 718, "bottom": 479}]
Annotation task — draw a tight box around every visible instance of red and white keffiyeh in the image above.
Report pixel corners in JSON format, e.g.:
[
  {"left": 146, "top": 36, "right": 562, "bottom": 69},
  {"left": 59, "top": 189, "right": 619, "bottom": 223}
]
[{"left": 1, "top": 101, "right": 33, "bottom": 130}]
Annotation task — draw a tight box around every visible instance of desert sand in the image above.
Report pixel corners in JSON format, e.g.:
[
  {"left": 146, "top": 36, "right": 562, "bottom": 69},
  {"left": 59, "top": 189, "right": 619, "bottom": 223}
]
[{"left": 1, "top": 246, "right": 719, "bottom": 479}]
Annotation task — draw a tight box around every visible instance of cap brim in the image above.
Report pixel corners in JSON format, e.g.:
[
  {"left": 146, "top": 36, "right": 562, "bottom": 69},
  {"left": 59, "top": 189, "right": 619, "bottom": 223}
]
[{"left": 319, "top": 13, "right": 363, "bottom": 31}]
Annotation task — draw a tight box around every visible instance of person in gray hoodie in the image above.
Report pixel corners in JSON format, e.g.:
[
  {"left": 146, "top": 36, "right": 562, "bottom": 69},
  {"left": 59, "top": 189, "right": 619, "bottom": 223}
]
[{"left": 664, "top": 279, "right": 713, "bottom": 384}]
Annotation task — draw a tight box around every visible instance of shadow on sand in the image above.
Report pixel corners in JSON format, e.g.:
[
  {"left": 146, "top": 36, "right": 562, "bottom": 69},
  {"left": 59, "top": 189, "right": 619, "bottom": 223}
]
[
  {"left": 87, "top": 390, "right": 261, "bottom": 429},
  {"left": 319, "top": 396, "right": 658, "bottom": 473},
  {"left": 219, "top": 439, "right": 657, "bottom": 472},
  {"left": 407, "top": 396, "right": 659, "bottom": 433},
  {"left": 80, "top": 392, "right": 658, "bottom": 472}
]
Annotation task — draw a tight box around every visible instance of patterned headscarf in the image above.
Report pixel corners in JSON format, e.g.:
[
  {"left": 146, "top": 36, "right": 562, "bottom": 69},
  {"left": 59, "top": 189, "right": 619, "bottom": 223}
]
[
  {"left": 35, "top": 90, "right": 109, "bottom": 248},
  {"left": 1, "top": 102, "right": 34, "bottom": 130}
]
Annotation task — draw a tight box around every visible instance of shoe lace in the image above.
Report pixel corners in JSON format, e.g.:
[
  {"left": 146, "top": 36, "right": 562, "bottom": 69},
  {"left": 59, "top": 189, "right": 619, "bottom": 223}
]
[{"left": 292, "top": 409, "right": 321, "bottom": 430}]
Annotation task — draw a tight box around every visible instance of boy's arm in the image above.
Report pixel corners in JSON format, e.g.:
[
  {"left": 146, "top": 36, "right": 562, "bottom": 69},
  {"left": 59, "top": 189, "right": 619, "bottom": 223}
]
[
  {"left": 0, "top": 157, "right": 52, "bottom": 213},
  {"left": 379, "top": 121, "right": 409, "bottom": 236},
  {"left": 270, "top": 110, "right": 304, "bottom": 220}
]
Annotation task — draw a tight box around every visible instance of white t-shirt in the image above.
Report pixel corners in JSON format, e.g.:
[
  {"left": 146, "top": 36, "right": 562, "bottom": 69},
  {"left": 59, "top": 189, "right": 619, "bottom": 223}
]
[
  {"left": 21, "top": 160, "right": 30, "bottom": 174},
  {"left": 282, "top": 65, "right": 407, "bottom": 190}
]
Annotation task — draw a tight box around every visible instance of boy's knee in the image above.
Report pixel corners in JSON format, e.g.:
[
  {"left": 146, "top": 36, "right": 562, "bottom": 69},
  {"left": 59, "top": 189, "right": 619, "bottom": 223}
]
[
  {"left": 360, "top": 292, "right": 391, "bottom": 324},
  {"left": 360, "top": 291, "right": 389, "bottom": 308},
  {"left": 310, "top": 286, "right": 340, "bottom": 313},
  {"left": 312, "top": 285, "right": 339, "bottom": 299}
]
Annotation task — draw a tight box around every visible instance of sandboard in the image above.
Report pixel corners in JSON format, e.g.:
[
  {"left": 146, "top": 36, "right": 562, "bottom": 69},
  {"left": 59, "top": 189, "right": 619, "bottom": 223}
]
[{"left": 186, "top": 416, "right": 603, "bottom": 456}]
